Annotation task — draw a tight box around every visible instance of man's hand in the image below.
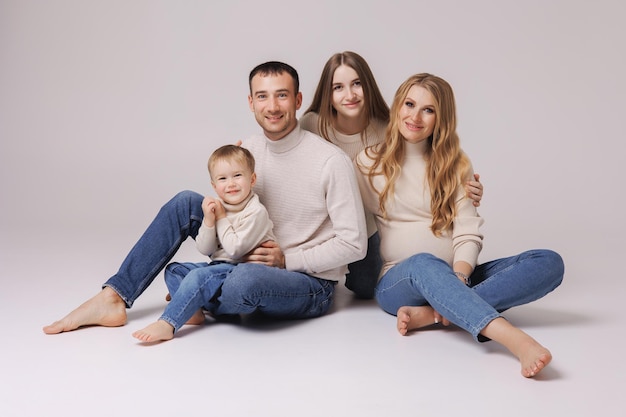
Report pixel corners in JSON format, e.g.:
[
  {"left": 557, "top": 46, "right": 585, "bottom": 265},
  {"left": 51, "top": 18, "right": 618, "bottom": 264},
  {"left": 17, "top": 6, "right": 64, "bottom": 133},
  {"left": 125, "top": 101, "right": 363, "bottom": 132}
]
[{"left": 242, "top": 240, "right": 285, "bottom": 268}]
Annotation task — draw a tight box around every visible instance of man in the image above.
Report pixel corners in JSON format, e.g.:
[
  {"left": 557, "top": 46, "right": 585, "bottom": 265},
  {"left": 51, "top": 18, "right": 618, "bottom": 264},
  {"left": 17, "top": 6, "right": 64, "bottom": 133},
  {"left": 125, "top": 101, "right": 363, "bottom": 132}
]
[{"left": 43, "top": 61, "right": 367, "bottom": 334}]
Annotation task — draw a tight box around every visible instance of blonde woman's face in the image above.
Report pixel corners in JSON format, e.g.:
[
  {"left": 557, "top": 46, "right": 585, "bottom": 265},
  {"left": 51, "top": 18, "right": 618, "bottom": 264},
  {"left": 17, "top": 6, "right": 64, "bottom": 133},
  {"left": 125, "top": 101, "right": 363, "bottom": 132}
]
[
  {"left": 331, "top": 65, "right": 365, "bottom": 120},
  {"left": 398, "top": 85, "right": 436, "bottom": 144}
]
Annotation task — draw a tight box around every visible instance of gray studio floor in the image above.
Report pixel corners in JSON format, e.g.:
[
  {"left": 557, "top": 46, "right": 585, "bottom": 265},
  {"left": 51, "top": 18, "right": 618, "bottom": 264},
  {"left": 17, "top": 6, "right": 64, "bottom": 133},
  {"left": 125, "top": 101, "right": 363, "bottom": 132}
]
[{"left": 0, "top": 233, "right": 622, "bottom": 417}]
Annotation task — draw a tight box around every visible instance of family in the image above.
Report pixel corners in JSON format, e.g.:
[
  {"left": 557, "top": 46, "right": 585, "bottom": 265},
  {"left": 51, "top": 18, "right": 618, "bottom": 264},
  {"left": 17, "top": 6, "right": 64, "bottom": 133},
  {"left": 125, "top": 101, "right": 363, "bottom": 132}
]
[{"left": 43, "top": 52, "right": 564, "bottom": 378}]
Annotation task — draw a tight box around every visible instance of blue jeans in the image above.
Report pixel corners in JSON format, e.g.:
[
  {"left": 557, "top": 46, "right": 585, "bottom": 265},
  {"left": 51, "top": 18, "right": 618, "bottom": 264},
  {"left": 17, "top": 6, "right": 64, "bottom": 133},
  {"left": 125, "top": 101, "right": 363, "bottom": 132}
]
[
  {"left": 166, "top": 262, "right": 335, "bottom": 319},
  {"left": 345, "top": 232, "right": 382, "bottom": 299},
  {"left": 160, "top": 261, "right": 235, "bottom": 332},
  {"left": 104, "top": 190, "right": 205, "bottom": 307},
  {"left": 375, "top": 250, "right": 564, "bottom": 341},
  {"left": 103, "top": 190, "right": 336, "bottom": 319}
]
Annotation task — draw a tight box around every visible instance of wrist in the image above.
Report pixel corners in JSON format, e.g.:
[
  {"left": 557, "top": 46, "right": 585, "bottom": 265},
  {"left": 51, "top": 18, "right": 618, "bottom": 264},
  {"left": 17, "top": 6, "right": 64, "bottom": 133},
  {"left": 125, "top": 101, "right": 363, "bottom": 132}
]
[{"left": 454, "top": 271, "right": 470, "bottom": 286}]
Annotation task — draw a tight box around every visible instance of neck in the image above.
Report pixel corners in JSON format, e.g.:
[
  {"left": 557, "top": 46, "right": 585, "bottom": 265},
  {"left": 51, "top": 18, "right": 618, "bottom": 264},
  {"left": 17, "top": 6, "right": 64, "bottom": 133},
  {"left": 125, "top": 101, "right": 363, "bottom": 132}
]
[{"left": 333, "top": 113, "right": 368, "bottom": 135}]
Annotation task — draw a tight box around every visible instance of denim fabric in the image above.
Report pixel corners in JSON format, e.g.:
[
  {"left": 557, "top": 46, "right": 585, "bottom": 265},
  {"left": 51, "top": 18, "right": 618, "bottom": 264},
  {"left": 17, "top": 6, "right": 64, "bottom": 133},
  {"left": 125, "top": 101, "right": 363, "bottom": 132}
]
[
  {"left": 345, "top": 232, "right": 382, "bottom": 299},
  {"left": 103, "top": 191, "right": 205, "bottom": 307},
  {"left": 375, "top": 250, "right": 564, "bottom": 341},
  {"left": 212, "top": 263, "right": 336, "bottom": 319},
  {"left": 103, "top": 190, "right": 338, "bottom": 319},
  {"left": 160, "top": 261, "right": 235, "bottom": 332}
]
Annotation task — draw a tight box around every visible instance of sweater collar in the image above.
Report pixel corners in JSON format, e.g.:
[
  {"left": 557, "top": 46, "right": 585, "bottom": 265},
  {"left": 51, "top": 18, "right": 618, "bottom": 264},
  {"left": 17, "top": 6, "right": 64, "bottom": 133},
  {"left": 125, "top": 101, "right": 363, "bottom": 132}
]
[
  {"left": 264, "top": 123, "right": 304, "bottom": 154},
  {"left": 404, "top": 139, "right": 430, "bottom": 159},
  {"left": 220, "top": 192, "right": 255, "bottom": 214}
]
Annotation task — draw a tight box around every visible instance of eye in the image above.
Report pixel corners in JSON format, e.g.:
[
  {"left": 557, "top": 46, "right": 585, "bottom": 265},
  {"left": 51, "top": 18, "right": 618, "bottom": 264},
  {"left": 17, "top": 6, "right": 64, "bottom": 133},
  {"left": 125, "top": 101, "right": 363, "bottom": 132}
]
[
  {"left": 333, "top": 84, "right": 343, "bottom": 91},
  {"left": 404, "top": 101, "right": 414, "bottom": 108},
  {"left": 423, "top": 107, "right": 434, "bottom": 114},
  {"left": 353, "top": 80, "right": 361, "bottom": 87}
]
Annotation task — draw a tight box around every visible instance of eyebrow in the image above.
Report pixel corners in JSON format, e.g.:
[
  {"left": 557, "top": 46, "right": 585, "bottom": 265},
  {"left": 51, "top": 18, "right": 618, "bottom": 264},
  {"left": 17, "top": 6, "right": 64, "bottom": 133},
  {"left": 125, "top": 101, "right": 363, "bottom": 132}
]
[
  {"left": 254, "top": 88, "right": 291, "bottom": 96},
  {"left": 333, "top": 78, "right": 360, "bottom": 86}
]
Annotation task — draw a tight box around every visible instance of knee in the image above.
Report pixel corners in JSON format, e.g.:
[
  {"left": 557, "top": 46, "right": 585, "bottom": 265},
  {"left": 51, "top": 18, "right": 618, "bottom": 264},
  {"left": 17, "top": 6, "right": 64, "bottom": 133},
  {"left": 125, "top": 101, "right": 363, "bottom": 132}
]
[
  {"left": 219, "top": 264, "right": 260, "bottom": 300},
  {"left": 537, "top": 249, "right": 564, "bottom": 273},
  {"left": 165, "top": 262, "right": 185, "bottom": 276},
  {"left": 407, "top": 253, "right": 448, "bottom": 270},
  {"left": 170, "top": 190, "right": 204, "bottom": 208},
  {"left": 532, "top": 249, "right": 565, "bottom": 289}
]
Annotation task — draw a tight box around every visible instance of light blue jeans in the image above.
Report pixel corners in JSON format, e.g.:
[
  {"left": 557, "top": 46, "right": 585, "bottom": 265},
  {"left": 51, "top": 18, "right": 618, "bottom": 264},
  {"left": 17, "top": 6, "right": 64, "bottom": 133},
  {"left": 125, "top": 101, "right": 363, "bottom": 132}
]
[
  {"left": 103, "top": 190, "right": 355, "bottom": 313},
  {"left": 160, "top": 261, "right": 235, "bottom": 332},
  {"left": 375, "top": 250, "right": 564, "bottom": 341},
  {"left": 165, "top": 261, "right": 335, "bottom": 320}
]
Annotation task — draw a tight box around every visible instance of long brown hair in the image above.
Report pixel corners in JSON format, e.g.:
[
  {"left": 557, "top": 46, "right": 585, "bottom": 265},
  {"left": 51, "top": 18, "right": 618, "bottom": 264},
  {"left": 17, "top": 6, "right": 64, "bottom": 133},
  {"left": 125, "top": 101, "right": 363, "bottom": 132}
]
[
  {"left": 304, "top": 51, "right": 389, "bottom": 142},
  {"left": 359, "top": 73, "right": 471, "bottom": 236}
]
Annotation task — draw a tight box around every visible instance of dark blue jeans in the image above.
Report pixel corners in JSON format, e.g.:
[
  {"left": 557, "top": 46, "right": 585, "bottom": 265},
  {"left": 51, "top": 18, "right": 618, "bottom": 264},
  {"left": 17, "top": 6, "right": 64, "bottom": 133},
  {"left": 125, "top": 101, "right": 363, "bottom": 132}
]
[{"left": 104, "top": 190, "right": 335, "bottom": 319}]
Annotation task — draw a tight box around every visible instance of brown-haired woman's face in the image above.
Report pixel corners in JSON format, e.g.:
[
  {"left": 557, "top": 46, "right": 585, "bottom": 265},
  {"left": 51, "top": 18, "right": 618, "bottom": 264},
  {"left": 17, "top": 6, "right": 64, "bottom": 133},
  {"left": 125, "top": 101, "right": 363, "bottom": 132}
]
[
  {"left": 331, "top": 65, "right": 365, "bottom": 120},
  {"left": 398, "top": 85, "right": 436, "bottom": 144}
]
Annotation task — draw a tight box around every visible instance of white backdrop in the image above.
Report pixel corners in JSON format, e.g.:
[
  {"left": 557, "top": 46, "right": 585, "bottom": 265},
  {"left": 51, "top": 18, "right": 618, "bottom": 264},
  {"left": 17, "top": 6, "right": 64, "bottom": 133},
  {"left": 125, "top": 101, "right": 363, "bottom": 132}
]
[{"left": 1, "top": 0, "right": 623, "bottom": 277}]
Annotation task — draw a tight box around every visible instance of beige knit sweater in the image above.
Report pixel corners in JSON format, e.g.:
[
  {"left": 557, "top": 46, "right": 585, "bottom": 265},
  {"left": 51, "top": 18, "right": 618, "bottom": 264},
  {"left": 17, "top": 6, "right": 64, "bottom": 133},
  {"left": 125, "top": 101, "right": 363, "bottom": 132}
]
[
  {"left": 241, "top": 124, "right": 367, "bottom": 282},
  {"left": 355, "top": 140, "right": 484, "bottom": 278}
]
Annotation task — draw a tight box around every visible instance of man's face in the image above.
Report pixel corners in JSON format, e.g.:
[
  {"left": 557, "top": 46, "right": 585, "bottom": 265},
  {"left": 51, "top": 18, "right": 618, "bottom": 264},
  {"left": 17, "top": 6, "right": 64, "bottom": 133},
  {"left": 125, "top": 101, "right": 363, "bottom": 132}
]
[{"left": 248, "top": 72, "right": 302, "bottom": 141}]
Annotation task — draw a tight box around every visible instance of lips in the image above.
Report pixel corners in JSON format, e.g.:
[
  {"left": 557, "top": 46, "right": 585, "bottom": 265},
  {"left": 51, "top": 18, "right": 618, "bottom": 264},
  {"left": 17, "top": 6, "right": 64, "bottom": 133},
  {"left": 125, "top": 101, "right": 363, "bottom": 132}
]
[{"left": 405, "top": 122, "right": 424, "bottom": 131}]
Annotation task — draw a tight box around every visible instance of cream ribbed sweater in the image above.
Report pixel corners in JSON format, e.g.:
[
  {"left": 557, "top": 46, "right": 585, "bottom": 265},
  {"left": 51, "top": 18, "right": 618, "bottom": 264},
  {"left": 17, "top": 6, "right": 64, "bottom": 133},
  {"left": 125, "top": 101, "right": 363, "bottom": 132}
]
[
  {"left": 299, "top": 112, "right": 386, "bottom": 236},
  {"left": 241, "top": 124, "right": 367, "bottom": 281},
  {"left": 195, "top": 193, "right": 276, "bottom": 263},
  {"left": 355, "top": 140, "right": 484, "bottom": 278}
]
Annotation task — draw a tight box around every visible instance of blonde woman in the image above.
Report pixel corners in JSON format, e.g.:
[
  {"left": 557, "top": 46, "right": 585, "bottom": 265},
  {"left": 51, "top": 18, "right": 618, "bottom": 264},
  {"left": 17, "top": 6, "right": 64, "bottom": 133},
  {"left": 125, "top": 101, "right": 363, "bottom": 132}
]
[
  {"left": 355, "top": 73, "right": 564, "bottom": 377},
  {"left": 301, "top": 51, "right": 484, "bottom": 298}
]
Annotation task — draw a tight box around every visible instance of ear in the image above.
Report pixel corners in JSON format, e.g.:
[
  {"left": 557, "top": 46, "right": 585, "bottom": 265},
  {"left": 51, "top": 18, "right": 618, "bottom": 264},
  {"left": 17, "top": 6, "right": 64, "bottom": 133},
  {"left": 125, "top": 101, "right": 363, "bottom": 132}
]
[
  {"left": 250, "top": 172, "right": 257, "bottom": 187},
  {"left": 295, "top": 91, "right": 303, "bottom": 110},
  {"left": 211, "top": 180, "right": 217, "bottom": 191},
  {"left": 248, "top": 95, "right": 254, "bottom": 112}
]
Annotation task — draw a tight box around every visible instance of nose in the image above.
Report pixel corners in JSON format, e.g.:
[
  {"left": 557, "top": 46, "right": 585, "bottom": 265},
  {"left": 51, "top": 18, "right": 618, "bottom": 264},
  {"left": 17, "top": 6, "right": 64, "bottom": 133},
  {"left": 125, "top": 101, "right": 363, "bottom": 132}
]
[{"left": 268, "top": 96, "right": 280, "bottom": 111}]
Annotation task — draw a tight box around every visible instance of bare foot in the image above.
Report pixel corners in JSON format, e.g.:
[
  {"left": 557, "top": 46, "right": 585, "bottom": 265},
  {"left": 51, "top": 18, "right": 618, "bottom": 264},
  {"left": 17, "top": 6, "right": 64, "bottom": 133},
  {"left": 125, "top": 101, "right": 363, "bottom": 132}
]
[
  {"left": 481, "top": 317, "right": 552, "bottom": 378},
  {"left": 43, "top": 287, "right": 127, "bottom": 334},
  {"left": 185, "top": 309, "right": 206, "bottom": 325},
  {"left": 515, "top": 338, "right": 552, "bottom": 378},
  {"left": 132, "top": 320, "right": 174, "bottom": 342},
  {"left": 396, "top": 306, "right": 448, "bottom": 335}
]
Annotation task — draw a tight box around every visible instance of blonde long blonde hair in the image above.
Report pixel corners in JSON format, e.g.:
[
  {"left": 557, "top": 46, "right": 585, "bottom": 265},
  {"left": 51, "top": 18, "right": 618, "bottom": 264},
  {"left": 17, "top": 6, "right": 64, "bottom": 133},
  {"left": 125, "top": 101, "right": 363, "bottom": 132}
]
[{"left": 359, "top": 73, "right": 471, "bottom": 236}]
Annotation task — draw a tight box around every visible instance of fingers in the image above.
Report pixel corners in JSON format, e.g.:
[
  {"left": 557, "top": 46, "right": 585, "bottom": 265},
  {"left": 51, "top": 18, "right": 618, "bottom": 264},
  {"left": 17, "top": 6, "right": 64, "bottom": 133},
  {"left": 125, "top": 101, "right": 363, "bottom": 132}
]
[
  {"left": 245, "top": 242, "right": 284, "bottom": 268},
  {"left": 258, "top": 240, "right": 279, "bottom": 248}
]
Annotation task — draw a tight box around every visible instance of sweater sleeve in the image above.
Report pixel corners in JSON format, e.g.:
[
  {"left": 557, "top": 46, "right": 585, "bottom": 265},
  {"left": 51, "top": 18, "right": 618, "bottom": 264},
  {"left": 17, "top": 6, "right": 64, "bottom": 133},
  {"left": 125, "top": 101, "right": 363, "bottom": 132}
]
[
  {"left": 215, "top": 204, "right": 275, "bottom": 259},
  {"left": 196, "top": 222, "right": 219, "bottom": 256},
  {"left": 452, "top": 171, "right": 484, "bottom": 269}
]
